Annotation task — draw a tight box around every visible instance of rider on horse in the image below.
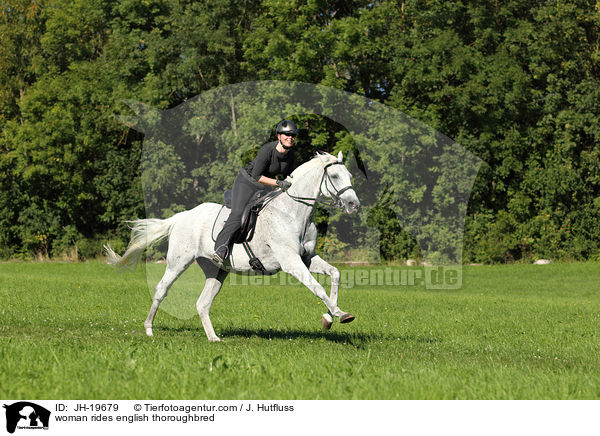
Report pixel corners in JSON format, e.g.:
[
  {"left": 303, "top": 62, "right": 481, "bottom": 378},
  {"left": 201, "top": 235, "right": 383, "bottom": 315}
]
[{"left": 211, "top": 120, "right": 298, "bottom": 267}]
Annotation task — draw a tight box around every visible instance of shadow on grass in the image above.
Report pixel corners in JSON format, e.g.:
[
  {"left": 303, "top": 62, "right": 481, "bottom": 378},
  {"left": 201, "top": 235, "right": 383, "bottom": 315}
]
[
  {"left": 221, "top": 327, "right": 375, "bottom": 345},
  {"left": 156, "top": 325, "right": 378, "bottom": 347},
  {"left": 155, "top": 326, "right": 442, "bottom": 347}
]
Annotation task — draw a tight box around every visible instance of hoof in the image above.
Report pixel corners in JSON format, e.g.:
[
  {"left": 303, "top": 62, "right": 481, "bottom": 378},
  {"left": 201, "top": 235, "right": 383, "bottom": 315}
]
[
  {"left": 339, "top": 313, "right": 355, "bottom": 324},
  {"left": 145, "top": 327, "right": 153, "bottom": 337},
  {"left": 321, "top": 313, "right": 333, "bottom": 330},
  {"left": 208, "top": 336, "right": 221, "bottom": 342}
]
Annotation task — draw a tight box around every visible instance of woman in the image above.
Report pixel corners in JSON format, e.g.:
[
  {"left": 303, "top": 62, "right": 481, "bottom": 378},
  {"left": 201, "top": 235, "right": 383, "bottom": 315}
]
[{"left": 212, "top": 120, "right": 298, "bottom": 267}]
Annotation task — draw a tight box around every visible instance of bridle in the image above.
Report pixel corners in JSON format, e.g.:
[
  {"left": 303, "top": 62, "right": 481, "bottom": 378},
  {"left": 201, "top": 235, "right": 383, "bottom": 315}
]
[{"left": 285, "top": 161, "right": 354, "bottom": 209}]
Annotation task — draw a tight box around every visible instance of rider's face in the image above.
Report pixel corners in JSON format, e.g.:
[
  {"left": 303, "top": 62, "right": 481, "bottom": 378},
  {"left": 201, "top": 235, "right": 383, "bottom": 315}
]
[{"left": 278, "top": 132, "right": 296, "bottom": 148}]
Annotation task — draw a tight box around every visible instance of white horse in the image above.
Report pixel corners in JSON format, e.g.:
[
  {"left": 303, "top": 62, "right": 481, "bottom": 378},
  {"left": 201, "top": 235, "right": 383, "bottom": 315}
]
[{"left": 104, "top": 151, "right": 360, "bottom": 342}]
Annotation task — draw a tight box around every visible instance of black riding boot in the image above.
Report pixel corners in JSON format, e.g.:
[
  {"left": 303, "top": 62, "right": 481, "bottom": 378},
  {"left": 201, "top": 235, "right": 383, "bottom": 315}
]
[{"left": 212, "top": 170, "right": 264, "bottom": 267}]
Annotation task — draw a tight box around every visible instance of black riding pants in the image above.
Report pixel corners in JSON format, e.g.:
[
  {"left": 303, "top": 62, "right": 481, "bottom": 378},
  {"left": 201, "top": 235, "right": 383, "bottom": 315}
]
[{"left": 214, "top": 169, "right": 269, "bottom": 257}]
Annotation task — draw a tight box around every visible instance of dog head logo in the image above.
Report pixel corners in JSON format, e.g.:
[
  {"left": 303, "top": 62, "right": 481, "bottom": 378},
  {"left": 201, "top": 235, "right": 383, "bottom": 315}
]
[{"left": 3, "top": 402, "right": 50, "bottom": 433}]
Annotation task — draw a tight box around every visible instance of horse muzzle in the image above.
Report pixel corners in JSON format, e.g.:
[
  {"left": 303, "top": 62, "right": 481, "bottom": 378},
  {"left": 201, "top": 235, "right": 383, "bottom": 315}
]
[{"left": 339, "top": 190, "right": 360, "bottom": 214}]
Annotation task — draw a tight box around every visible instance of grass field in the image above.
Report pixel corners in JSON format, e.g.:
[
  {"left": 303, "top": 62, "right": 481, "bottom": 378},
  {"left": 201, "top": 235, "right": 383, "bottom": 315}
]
[{"left": 0, "top": 261, "right": 599, "bottom": 399}]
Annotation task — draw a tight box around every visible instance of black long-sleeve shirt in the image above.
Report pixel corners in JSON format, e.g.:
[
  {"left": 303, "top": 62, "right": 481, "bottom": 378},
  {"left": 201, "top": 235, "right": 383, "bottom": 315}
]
[{"left": 244, "top": 141, "right": 295, "bottom": 181}]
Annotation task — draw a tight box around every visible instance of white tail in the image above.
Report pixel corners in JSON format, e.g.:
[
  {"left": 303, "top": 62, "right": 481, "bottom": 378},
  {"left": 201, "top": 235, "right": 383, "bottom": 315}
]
[{"left": 104, "top": 217, "right": 177, "bottom": 268}]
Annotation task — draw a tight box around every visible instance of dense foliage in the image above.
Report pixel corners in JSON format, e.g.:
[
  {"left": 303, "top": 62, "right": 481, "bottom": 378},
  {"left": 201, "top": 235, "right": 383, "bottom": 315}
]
[{"left": 1, "top": 0, "right": 599, "bottom": 262}]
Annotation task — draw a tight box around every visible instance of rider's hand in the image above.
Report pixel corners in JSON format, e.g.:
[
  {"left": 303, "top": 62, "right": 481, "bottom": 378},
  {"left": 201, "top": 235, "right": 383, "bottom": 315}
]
[{"left": 276, "top": 180, "right": 292, "bottom": 191}]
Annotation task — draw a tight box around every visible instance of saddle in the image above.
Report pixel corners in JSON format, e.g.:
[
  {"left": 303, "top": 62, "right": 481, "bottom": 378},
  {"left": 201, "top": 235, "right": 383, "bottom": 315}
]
[{"left": 223, "top": 188, "right": 282, "bottom": 243}]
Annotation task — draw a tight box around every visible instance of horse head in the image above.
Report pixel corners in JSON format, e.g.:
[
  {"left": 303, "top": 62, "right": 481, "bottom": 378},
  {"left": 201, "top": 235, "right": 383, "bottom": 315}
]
[{"left": 316, "top": 151, "right": 360, "bottom": 214}]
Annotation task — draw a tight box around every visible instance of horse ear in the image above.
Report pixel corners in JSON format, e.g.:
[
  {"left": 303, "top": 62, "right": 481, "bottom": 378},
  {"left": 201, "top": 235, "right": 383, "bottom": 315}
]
[{"left": 337, "top": 151, "right": 343, "bottom": 163}]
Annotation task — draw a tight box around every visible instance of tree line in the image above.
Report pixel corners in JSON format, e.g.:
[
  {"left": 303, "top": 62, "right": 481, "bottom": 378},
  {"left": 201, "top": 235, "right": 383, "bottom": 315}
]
[{"left": 1, "top": 0, "right": 599, "bottom": 263}]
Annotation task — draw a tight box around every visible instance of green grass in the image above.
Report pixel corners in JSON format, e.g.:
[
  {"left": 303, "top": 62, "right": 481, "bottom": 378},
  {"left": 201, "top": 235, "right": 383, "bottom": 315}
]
[{"left": 0, "top": 261, "right": 599, "bottom": 399}]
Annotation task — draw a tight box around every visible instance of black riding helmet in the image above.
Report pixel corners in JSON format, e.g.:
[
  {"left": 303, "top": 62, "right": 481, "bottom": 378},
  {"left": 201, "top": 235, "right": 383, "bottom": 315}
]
[{"left": 276, "top": 120, "right": 299, "bottom": 136}]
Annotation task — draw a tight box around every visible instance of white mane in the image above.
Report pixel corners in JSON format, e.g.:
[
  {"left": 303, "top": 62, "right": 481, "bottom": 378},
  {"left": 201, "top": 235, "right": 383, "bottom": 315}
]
[{"left": 289, "top": 152, "right": 338, "bottom": 179}]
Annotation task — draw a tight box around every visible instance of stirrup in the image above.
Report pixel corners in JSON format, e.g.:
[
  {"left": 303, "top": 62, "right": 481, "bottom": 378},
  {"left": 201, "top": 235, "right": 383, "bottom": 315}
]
[
  {"left": 211, "top": 252, "right": 225, "bottom": 267},
  {"left": 211, "top": 245, "right": 229, "bottom": 268},
  {"left": 211, "top": 247, "right": 228, "bottom": 267}
]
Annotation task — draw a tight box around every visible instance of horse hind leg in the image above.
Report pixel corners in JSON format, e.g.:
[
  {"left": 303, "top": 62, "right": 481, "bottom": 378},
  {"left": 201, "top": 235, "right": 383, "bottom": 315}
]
[
  {"left": 144, "top": 256, "right": 194, "bottom": 336},
  {"left": 195, "top": 258, "right": 229, "bottom": 342}
]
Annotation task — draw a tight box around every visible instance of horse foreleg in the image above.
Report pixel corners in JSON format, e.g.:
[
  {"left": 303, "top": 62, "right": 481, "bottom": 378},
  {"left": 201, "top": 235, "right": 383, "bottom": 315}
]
[
  {"left": 196, "top": 258, "right": 229, "bottom": 342},
  {"left": 305, "top": 254, "right": 353, "bottom": 329},
  {"left": 306, "top": 254, "right": 340, "bottom": 304},
  {"left": 280, "top": 255, "right": 353, "bottom": 327}
]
